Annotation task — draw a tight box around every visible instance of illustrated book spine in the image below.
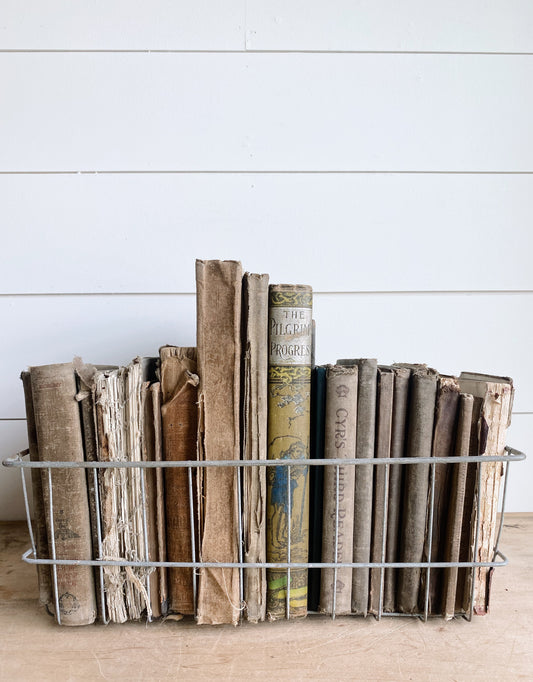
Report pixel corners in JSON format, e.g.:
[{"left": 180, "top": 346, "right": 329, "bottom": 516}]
[
  {"left": 396, "top": 365, "right": 437, "bottom": 614},
  {"left": 20, "top": 371, "right": 53, "bottom": 614},
  {"left": 369, "top": 366, "right": 394, "bottom": 616},
  {"left": 266, "top": 283, "right": 312, "bottom": 620},
  {"left": 241, "top": 273, "right": 269, "bottom": 623},
  {"left": 442, "top": 392, "right": 473, "bottom": 620},
  {"left": 319, "top": 364, "right": 357, "bottom": 616},
  {"left": 196, "top": 260, "right": 242, "bottom": 626},
  {"left": 160, "top": 345, "right": 199, "bottom": 617},
  {"left": 29, "top": 362, "right": 96, "bottom": 626}
]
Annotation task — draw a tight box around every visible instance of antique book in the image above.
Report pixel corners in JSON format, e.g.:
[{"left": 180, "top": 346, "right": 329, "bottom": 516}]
[
  {"left": 396, "top": 365, "right": 438, "bottom": 614},
  {"left": 150, "top": 382, "right": 168, "bottom": 615},
  {"left": 266, "top": 283, "right": 313, "bottom": 620},
  {"left": 159, "top": 346, "right": 198, "bottom": 617},
  {"left": 337, "top": 358, "right": 377, "bottom": 616},
  {"left": 369, "top": 366, "right": 394, "bottom": 616},
  {"left": 196, "top": 260, "right": 242, "bottom": 626},
  {"left": 93, "top": 358, "right": 156, "bottom": 622},
  {"left": 308, "top": 365, "right": 327, "bottom": 612},
  {"left": 383, "top": 366, "right": 411, "bottom": 613},
  {"left": 141, "top": 379, "right": 165, "bottom": 619},
  {"left": 319, "top": 364, "right": 357, "bottom": 616},
  {"left": 442, "top": 392, "right": 474, "bottom": 620},
  {"left": 20, "top": 371, "right": 53, "bottom": 614},
  {"left": 457, "top": 372, "right": 514, "bottom": 616},
  {"left": 241, "top": 273, "right": 269, "bottom": 623},
  {"left": 421, "top": 375, "right": 460, "bottom": 615},
  {"left": 29, "top": 362, "right": 96, "bottom": 626}
]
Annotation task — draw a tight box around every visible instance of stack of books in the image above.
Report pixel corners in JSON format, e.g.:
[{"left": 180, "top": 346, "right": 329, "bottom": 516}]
[{"left": 19, "top": 260, "right": 514, "bottom": 626}]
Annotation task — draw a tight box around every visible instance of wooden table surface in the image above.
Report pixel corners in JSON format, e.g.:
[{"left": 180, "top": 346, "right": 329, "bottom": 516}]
[{"left": 1, "top": 515, "right": 532, "bottom": 681}]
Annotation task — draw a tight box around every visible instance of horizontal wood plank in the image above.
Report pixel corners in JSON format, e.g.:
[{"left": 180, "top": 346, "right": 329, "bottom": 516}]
[
  {"left": 1, "top": 173, "right": 532, "bottom": 294},
  {"left": 1, "top": 292, "right": 531, "bottom": 418},
  {"left": 1, "top": 53, "right": 531, "bottom": 172},
  {"left": 0, "top": 420, "right": 32, "bottom": 521},
  {"left": 246, "top": 0, "right": 533, "bottom": 53},
  {"left": 0, "top": 1, "right": 243, "bottom": 50}
]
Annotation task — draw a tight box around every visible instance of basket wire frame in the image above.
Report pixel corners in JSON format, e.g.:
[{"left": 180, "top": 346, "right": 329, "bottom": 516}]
[{"left": 4, "top": 446, "right": 526, "bottom": 625}]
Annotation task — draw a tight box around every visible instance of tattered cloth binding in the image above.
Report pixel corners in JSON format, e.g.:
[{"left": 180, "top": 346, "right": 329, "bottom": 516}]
[
  {"left": 266, "top": 283, "right": 313, "bottom": 620},
  {"left": 196, "top": 260, "right": 242, "bottom": 625},
  {"left": 28, "top": 362, "right": 96, "bottom": 626}
]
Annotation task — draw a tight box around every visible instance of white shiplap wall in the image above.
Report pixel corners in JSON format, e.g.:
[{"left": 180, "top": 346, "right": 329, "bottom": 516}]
[{"left": 1, "top": 1, "right": 531, "bottom": 518}]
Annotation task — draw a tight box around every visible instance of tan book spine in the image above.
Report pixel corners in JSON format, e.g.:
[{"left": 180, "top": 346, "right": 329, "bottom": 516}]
[
  {"left": 29, "top": 363, "right": 96, "bottom": 626},
  {"left": 196, "top": 260, "right": 242, "bottom": 626},
  {"left": 369, "top": 367, "right": 394, "bottom": 616},
  {"left": 442, "top": 393, "right": 473, "bottom": 620},
  {"left": 319, "top": 364, "right": 357, "bottom": 616},
  {"left": 20, "top": 371, "right": 54, "bottom": 614},
  {"left": 242, "top": 273, "right": 269, "bottom": 623},
  {"left": 160, "top": 346, "right": 198, "bottom": 616},
  {"left": 266, "top": 284, "right": 313, "bottom": 620}
]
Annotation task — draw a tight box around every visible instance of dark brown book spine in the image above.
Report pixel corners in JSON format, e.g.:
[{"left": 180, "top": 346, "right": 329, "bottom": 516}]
[
  {"left": 20, "top": 371, "right": 53, "bottom": 614},
  {"left": 160, "top": 346, "right": 198, "bottom": 616},
  {"left": 30, "top": 363, "right": 96, "bottom": 626},
  {"left": 397, "top": 367, "right": 437, "bottom": 614},
  {"left": 196, "top": 260, "right": 242, "bottom": 625}
]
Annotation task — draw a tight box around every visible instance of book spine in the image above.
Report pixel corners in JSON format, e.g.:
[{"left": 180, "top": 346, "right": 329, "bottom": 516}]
[
  {"left": 30, "top": 363, "right": 96, "bottom": 626},
  {"left": 442, "top": 393, "right": 473, "bottom": 620},
  {"left": 319, "top": 364, "right": 357, "bottom": 615},
  {"left": 160, "top": 346, "right": 198, "bottom": 616},
  {"left": 20, "top": 371, "right": 54, "bottom": 614},
  {"left": 369, "top": 367, "right": 394, "bottom": 616},
  {"left": 266, "top": 284, "right": 313, "bottom": 620},
  {"left": 397, "top": 367, "right": 437, "bottom": 614},
  {"left": 422, "top": 376, "right": 460, "bottom": 615},
  {"left": 150, "top": 381, "right": 168, "bottom": 616},
  {"left": 383, "top": 366, "right": 410, "bottom": 613},
  {"left": 196, "top": 260, "right": 242, "bottom": 626},
  {"left": 308, "top": 365, "right": 327, "bottom": 613},
  {"left": 242, "top": 273, "right": 269, "bottom": 623}
]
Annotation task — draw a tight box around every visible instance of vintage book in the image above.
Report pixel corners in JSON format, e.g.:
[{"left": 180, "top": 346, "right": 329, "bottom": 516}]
[
  {"left": 457, "top": 372, "right": 514, "bottom": 616},
  {"left": 396, "top": 365, "right": 438, "bottom": 614},
  {"left": 150, "top": 382, "right": 168, "bottom": 615},
  {"left": 383, "top": 366, "right": 411, "bottom": 612},
  {"left": 337, "top": 358, "right": 377, "bottom": 616},
  {"left": 442, "top": 392, "right": 474, "bottom": 620},
  {"left": 20, "top": 371, "right": 53, "bottom": 614},
  {"left": 141, "top": 379, "right": 165, "bottom": 619},
  {"left": 159, "top": 346, "right": 198, "bottom": 617},
  {"left": 319, "top": 364, "right": 357, "bottom": 616},
  {"left": 29, "top": 362, "right": 96, "bottom": 626},
  {"left": 196, "top": 260, "right": 242, "bottom": 626},
  {"left": 94, "top": 358, "right": 155, "bottom": 622},
  {"left": 308, "top": 365, "right": 327, "bottom": 612},
  {"left": 266, "top": 283, "right": 313, "bottom": 620},
  {"left": 421, "top": 375, "right": 460, "bottom": 615},
  {"left": 369, "top": 366, "right": 394, "bottom": 616},
  {"left": 241, "top": 273, "right": 269, "bottom": 623}
]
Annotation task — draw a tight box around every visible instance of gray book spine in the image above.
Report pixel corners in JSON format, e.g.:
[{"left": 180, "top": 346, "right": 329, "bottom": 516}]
[{"left": 397, "top": 367, "right": 438, "bottom": 614}]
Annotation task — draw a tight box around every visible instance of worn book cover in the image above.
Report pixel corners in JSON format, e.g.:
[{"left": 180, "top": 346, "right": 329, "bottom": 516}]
[
  {"left": 337, "top": 358, "right": 377, "bottom": 616},
  {"left": 457, "top": 372, "right": 513, "bottom": 616},
  {"left": 369, "top": 366, "right": 394, "bottom": 616},
  {"left": 396, "top": 365, "right": 438, "bottom": 614},
  {"left": 196, "top": 260, "right": 242, "bottom": 626},
  {"left": 20, "top": 371, "right": 53, "bottom": 615},
  {"left": 266, "top": 283, "right": 313, "bottom": 620},
  {"left": 383, "top": 366, "right": 411, "bottom": 612},
  {"left": 319, "top": 364, "right": 357, "bottom": 616},
  {"left": 29, "top": 362, "right": 97, "bottom": 626},
  {"left": 242, "top": 273, "right": 269, "bottom": 623},
  {"left": 421, "top": 375, "right": 460, "bottom": 615},
  {"left": 442, "top": 392, "right": 473, "bottom": 620},
  {"left": 160, "top": 346, "right": 198, "bottom": 617}
]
